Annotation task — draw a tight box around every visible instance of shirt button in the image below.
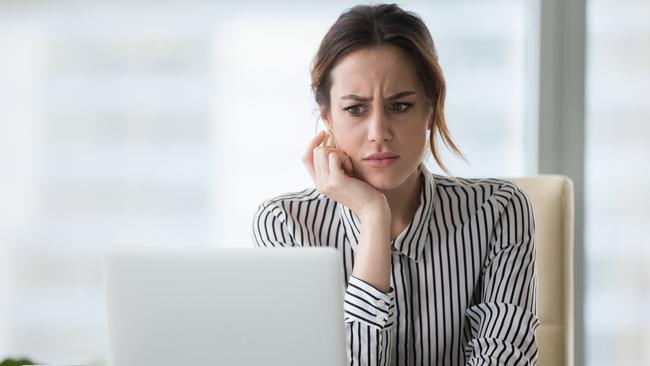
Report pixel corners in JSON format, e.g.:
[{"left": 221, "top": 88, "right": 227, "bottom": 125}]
[
  {"left": 377, "top": 299, "right": 386, "bottom": 307},
  {"left": 376, "top": 314, "right": 387, "bottom": 322}
]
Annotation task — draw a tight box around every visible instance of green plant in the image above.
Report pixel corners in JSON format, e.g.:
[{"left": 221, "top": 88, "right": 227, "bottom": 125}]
[
  {"left": 1, "top": 356, "right": 105, "bottom": 366},
  {"left": 0, "top": 358, "right": 37, "bottom": 366}
]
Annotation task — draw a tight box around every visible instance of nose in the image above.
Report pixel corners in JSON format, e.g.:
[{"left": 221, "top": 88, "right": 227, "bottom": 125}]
[{"left": 367, "top": 108, "right": 392, "bottom": 143}]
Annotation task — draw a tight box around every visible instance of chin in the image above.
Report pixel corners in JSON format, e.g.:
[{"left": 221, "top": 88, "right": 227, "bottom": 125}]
[{"left": 363, "top": 171, "right": 405, "bottom": 192}]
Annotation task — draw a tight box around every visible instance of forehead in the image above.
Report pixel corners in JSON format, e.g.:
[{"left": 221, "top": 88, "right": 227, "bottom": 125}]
[{"left": 329, "top": 45, "right": 423, "bottom": 97}]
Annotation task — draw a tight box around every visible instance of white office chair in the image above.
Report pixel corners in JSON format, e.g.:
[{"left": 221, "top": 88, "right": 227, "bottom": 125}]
[{"left": 510, "top": 176, "right": 574, "bottom": 366}]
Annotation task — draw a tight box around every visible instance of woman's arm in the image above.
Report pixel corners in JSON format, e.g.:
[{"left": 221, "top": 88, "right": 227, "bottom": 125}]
[
  {"left": 251, "top": 131, "right": 400, "bottom": 365},
  {"left": 251, "top": 199, "right": 397, "bottom": 366},
  {"left": 464, "top": 182, "right": 540, "bottom": 366},
  {"left": 343, "top": 201, "right": 396, "bottom": 365},
  {"left": 251, "top": 199, "right": 299, "bottom": 248},
  {"left": 351, "top": 202, "right": 392, "bottom": 292}
]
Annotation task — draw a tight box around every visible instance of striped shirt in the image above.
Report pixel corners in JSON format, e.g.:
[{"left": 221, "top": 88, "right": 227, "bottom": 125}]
[{"left": 251, "top": 162, "right": 539, "bottom": 366}]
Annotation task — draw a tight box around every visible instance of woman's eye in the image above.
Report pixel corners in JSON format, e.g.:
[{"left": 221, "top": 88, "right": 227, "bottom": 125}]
[
  {"left": 344, "top": 105, "right": 366, "bottom": 117},
  {"left": 391, "top": 102, "right": 412, "bottom": 113},
  {"left": 343, "top": 103, "right": 411, "bottom": 117}
]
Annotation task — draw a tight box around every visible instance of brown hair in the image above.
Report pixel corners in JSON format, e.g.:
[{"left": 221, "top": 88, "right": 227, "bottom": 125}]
[{"left": 310, "top": 3, "right": 465, "bottom": 174}]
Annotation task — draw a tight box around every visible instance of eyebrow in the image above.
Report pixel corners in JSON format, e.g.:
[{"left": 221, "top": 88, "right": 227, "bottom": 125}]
[{"left": 340, "top": 91, "right": 416, "bottom": 102}]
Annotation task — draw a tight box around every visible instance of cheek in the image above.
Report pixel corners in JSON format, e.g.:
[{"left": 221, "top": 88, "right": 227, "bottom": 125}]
[
  {"left": 396, "top": 129, "right": 428, "bottom": 167},
  {"left": 339, "top": 139, "right": 364, "bottom": 163},
  {"left": 331, "top": 121, "right": 362, "bottom": 148}
]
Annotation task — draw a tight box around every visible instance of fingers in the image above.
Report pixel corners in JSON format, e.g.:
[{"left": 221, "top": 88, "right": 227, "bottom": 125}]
[
  {"left": 315, "top": 146, "right": 332, "bottom": 185},
  {"left": 328, "top": 153, "right": 343, "bottom": 182},
  {"left": 303, "top": 131, "right": 326, "bottom": 181},
  {"left": 304, "top": 131, "right": 356, "bottom": 194},
  {"left": 331, "top": 151, "right": 354, "bottom": 174},
  {"left": 305, "top": 131, "right": 326, "bottom": 158},
  {"left": 328, "top": 151, "right": 354, "bottom": 182},
  {"left": 316, "top": 148, "right": 353, "bottom": 183}
]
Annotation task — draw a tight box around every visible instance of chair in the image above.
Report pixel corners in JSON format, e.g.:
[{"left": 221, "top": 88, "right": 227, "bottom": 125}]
[{"left": 509, "top": 176, "right": 574, "bottom": 366}]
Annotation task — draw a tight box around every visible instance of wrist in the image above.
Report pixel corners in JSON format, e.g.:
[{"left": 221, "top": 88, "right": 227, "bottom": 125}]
[{"left": 359, "top": 199, "right": 391, "bottom": 225}]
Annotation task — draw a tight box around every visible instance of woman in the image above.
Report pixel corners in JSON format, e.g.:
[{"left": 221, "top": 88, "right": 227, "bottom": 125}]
[{"left": 252, "top": 3, "right": 539, "bottom": 365}]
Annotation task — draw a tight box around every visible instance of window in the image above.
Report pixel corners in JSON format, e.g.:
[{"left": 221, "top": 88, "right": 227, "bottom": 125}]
[{"left": 585, "top": 1, "right": 650, "bottom": 365}]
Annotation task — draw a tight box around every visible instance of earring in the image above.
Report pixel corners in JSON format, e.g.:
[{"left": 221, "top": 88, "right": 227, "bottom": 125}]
[{"left": 323, "top": 131, "right": 337, "bottom": 148}]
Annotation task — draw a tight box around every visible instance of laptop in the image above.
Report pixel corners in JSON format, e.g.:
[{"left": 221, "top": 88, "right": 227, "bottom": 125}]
[{"left": 104, "top": 247, "right": 347, "bottom": 366}]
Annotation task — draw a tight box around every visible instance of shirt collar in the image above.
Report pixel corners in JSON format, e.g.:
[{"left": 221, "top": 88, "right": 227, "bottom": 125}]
[{"left": 337, "top": 162, "right": 436, "bottom": 262}]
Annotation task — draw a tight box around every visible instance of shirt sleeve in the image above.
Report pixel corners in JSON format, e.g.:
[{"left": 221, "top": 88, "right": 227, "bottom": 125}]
[
  {"left": 343, "top": 275, "right": 397, "bottom": 366},
  {"left": 251, "top": 200, "right": 299, "bottom": 248},
  {"left": 252, "top": 199, "right": 397, "bottom": 365},
  {"left": 464, "top": 182, "right": 541, "bottom": 366}
]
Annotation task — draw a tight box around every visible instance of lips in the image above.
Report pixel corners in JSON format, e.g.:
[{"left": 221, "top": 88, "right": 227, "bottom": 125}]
[
  {"left": 363, "top": 152, "right": 400, "bottom": 160},
  {"left": 363, "top": 154, "right": 399, "bottom": 168}
]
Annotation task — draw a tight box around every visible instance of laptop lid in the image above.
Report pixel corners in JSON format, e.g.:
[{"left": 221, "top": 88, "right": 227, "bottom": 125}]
[{"left": 104, "top": 247, "right": 347, "bottom": 366}]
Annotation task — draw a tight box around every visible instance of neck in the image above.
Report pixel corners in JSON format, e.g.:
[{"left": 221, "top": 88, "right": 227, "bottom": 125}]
[{"left": 382, "top": 165, "right": 424, "bottom": 238}]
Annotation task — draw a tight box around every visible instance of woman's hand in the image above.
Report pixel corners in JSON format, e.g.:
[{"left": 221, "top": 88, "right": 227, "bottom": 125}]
[{"left": 303, "top": 131, "right": 390, "bottom": 221}]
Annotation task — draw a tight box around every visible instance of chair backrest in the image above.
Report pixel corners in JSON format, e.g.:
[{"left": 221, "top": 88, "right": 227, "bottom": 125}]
[{"left": 509, "top": 176, "right": 574, "bottom": 366}]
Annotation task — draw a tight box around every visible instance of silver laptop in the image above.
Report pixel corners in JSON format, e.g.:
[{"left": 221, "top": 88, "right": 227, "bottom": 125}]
[{"left": 104, "top": 247, "right": 347, "bottom": 366}]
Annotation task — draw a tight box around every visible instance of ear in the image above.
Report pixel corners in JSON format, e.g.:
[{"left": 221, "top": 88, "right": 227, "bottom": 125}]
[{"left": 320, "top": 107, "right": 333, "bottom": 132}]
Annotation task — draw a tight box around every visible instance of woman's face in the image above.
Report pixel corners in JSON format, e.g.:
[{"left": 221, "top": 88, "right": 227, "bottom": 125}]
[{"left": 322, "top": 45, "right": 433, "bottom": 191}]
